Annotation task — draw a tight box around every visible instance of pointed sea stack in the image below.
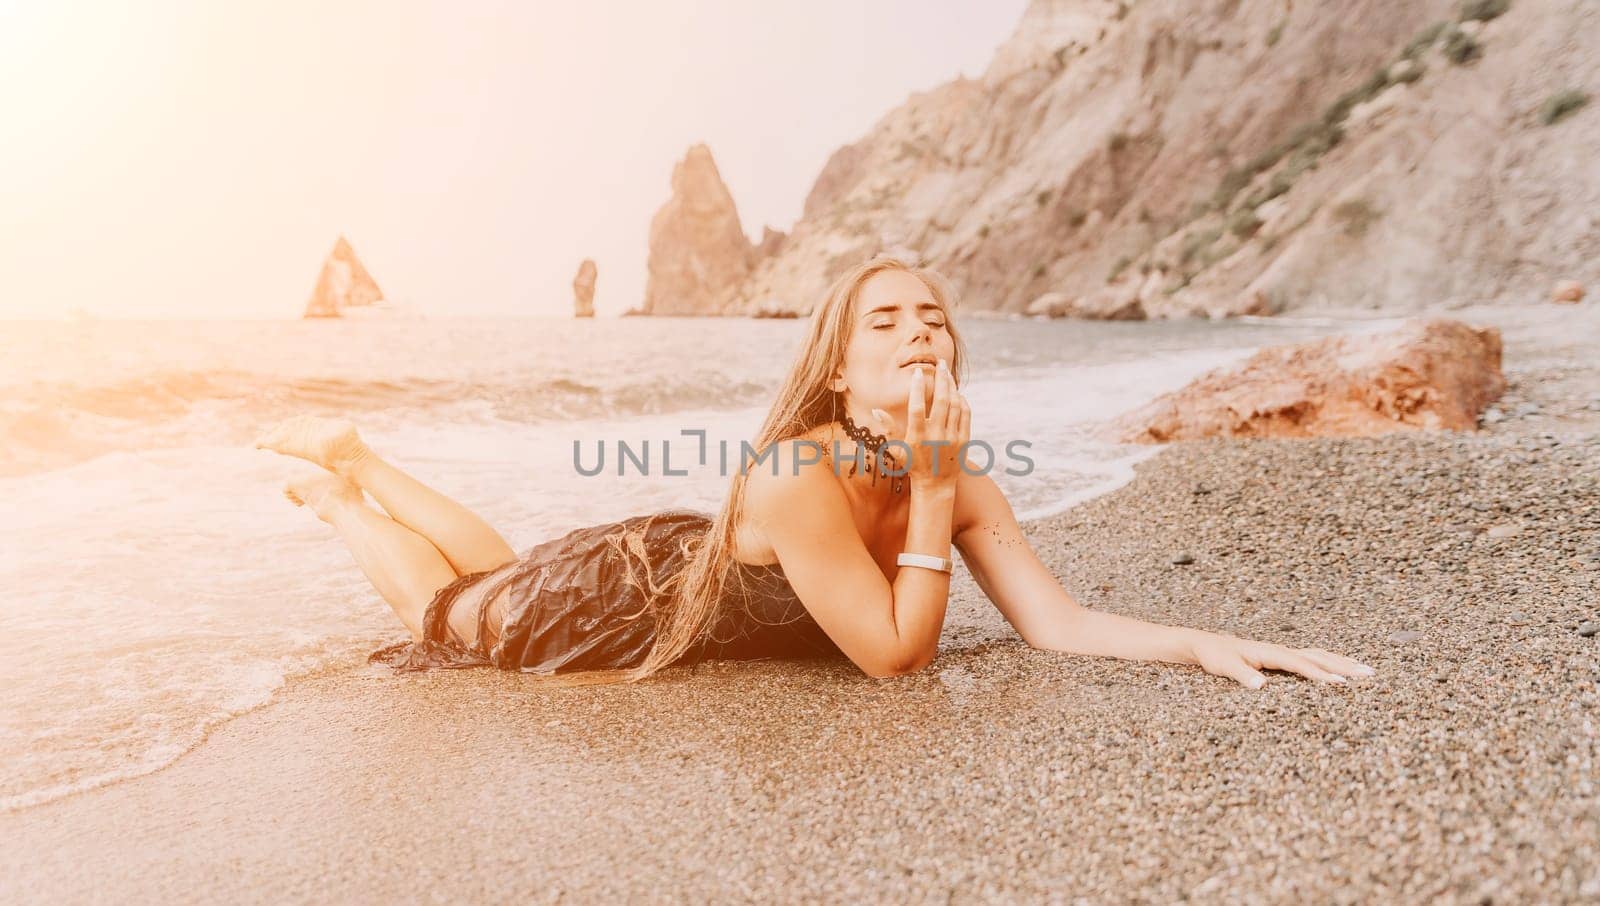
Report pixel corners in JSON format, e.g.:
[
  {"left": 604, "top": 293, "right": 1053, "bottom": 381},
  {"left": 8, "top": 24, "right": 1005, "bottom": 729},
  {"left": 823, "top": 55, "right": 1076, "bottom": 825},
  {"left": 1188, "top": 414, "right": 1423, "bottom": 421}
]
[
  {"left": 303, "top": 236, "right": 385, "bottom": 318},
  {"left": 639, "top": 144, "right": 757, "bottom": 315}
]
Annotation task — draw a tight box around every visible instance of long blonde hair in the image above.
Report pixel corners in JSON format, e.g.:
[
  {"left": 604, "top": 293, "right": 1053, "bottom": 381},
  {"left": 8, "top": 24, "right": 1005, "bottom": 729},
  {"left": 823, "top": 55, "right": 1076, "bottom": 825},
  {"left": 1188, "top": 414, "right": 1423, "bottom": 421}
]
[{"left": 552, "top": 254, "right": 968, "bottom": 687}]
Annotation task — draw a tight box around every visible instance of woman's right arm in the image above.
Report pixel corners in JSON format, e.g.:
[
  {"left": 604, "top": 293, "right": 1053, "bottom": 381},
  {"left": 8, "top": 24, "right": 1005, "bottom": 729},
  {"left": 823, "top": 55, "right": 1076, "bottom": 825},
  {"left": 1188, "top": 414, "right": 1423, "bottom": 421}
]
[
  {"left": 747, "top": 358, "right": 970, "bottom": 678},
  {"left": 747, "top": 462, "right": 948, "bottom": 678}
]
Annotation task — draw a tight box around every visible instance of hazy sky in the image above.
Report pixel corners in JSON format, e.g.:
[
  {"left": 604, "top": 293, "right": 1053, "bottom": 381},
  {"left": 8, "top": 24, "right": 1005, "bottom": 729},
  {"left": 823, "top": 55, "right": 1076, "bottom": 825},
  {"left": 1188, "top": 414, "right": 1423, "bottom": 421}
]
[{"left": 0, "top": 0, "right": 1028, "bottom": 319}]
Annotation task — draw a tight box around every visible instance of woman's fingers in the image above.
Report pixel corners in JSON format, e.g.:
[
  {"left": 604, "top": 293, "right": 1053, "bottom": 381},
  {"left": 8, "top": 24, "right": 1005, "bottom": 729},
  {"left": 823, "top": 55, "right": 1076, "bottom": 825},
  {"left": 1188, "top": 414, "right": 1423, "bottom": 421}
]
[
  {"left": 1258, "top": 646, "right": 1346, "bottom": 684},
  {"left": 945, "top": 368, "right": 964, "bottom": 437},
  {"left": 1221, "top": 654, "right": 1268, "bottom": 690},
  {"left": 905, "top": 366, "right": 927, "bottom": 442},
  {"left": 902, "top": 363, "right": 970, "bottom": 481},
  {"left": 1196, "top": 637, "right": 1371, "bottom": 689},
  {"left": 929, "top": 359, "right": 950, "bottom": 435},
  {"left": 1299, "top": 647, "right": 1376, "bottom": 678},
  {"left": 1194, "top": 640, "right": 1267, "bottom": 689}
]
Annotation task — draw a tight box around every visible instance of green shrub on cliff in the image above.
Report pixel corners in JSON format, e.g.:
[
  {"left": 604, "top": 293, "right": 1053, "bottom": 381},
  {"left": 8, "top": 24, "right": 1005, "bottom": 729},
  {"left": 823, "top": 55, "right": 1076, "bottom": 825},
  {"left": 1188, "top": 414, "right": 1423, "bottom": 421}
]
[
  {"left": 1108, "top": 255, "right": 1131, "bottom": 282},
  {"left": 1180, "top": 227, "right": 1222, "bottom": 265},
  {"left": 1443, "top": 26, "right": 1481, "bottom": 65},
  {"left": 1539, "top": 89, "right": 1589, "bottom": 126},
  {"left": 1228, "top": 209, "right": 1264, "bottom": 239},
  {"left": 1323, "top": 69, "right": 1392, "bottom": 126},
  {"left": 1458, "top": 0, "right": 1509, "bottom": 23},
  {"left": 1332, "top": 199, "right": 1381, "bottom": 238},
  {"left": 1402, "top": 22, "right": 1448, "bottom": 60},
  {"left": 1210, "top": 168, "right": 1252, "bottom": 212}
]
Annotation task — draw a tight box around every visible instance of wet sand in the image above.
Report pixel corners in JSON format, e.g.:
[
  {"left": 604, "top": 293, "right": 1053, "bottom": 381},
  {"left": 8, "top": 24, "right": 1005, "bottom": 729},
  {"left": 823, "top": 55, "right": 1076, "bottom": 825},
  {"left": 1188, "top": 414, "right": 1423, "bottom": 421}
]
[{"left": 5, "top": 306, "right": 1598, "bottom": 903}]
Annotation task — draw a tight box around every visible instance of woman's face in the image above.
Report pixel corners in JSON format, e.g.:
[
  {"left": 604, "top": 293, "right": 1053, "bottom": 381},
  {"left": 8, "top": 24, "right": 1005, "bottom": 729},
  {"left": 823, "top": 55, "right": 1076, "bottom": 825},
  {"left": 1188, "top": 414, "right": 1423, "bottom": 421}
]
[{"left": 833, "top": 269, "right": 957, "bottom": 429}]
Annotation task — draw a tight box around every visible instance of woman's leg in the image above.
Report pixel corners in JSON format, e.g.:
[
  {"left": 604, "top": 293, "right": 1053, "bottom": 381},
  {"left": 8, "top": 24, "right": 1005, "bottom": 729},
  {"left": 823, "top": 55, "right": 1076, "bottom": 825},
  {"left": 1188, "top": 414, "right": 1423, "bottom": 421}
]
[
  {"left": 257, "top": 415, "right": 519, "bottom": 575},
  {"left": 285, "top": 474, "right": 493, "bottom": 647},
  {"left": 339, "top": 448, "right": 520, "bottom": 575}
]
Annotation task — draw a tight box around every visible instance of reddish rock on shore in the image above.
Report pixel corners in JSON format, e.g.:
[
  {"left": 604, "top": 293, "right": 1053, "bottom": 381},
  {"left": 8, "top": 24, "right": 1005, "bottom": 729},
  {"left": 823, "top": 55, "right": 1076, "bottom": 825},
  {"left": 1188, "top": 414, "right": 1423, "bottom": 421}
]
[
  {"left": 1106, "top": 319, "right": 1506, "bottom": 443},
  {"left": 1551, "top": 280, "right": 1585, "bottom": 304}
]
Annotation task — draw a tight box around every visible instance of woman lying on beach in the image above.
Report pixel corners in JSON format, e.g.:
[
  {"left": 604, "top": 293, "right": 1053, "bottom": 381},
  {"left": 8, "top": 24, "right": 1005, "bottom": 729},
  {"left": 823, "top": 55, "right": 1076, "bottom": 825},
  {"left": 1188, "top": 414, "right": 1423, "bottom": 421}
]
[{"left": 256, "top": 254, "right": 1375, "bottom": 688}]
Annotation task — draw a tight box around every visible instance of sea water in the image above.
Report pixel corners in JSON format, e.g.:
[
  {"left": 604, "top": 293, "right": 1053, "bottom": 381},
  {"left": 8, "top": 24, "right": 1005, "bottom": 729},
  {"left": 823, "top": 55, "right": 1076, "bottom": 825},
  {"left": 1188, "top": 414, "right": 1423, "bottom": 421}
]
[{"left": 0, "top": 313, "right": 1382, "bottom": 810}]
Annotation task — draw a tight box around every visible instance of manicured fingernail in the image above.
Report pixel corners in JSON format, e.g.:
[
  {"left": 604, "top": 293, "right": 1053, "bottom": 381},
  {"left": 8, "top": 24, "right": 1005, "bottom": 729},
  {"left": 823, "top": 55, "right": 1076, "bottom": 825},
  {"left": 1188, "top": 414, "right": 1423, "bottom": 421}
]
[{"left": 1330, "top": 674, "right": 1347, "bottom": 684}]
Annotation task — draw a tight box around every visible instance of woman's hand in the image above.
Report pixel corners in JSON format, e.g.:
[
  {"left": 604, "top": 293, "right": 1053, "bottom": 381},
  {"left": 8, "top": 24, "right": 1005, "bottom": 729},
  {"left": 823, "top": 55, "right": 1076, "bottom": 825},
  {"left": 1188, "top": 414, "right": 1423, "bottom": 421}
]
[
  {"left": 1190, "top": 632, "right": 1376, "bottom": 689},
  {"left": 873, "top": 358, "right": 969, "bottom": 492}
]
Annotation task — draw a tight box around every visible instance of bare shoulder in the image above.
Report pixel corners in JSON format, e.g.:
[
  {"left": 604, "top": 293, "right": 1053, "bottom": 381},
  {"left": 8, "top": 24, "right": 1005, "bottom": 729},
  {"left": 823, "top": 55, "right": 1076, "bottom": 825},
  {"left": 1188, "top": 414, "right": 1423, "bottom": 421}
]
[{"left": 742, "top": 432, "right": 845, "bottom": 516}]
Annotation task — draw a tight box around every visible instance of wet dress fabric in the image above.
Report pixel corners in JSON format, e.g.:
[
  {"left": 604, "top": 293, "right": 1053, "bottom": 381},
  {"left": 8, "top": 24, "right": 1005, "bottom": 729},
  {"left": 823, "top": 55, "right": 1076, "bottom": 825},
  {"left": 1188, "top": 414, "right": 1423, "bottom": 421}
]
[{"left": 367, "top": 508, "right": 847, "bottom": 674}]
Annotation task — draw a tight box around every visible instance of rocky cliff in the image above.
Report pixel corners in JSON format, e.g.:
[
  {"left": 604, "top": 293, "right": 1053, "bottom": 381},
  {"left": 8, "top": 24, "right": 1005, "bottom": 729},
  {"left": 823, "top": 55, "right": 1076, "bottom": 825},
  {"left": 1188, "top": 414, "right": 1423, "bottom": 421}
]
[
  {"left": 303, "top": 235, "right": 385, "bottom": 318},
  {"left": 654, "top": 0, "right": 1598, "bottom": 317}
]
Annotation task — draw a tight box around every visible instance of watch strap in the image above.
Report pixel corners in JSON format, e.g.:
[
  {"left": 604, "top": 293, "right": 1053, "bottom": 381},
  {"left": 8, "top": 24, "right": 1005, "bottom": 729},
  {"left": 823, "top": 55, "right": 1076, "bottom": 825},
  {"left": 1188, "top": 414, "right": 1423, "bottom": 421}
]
[{"left": 896, "top": 552, "right": 953, "bottom": 573}]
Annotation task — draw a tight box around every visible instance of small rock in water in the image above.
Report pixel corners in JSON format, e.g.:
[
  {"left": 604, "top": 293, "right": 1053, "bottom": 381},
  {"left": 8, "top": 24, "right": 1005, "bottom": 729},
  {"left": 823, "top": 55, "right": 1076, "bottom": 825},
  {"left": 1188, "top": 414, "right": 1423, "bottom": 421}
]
[
  {"left": 1387, "top": 630, "right": 1422, "bottom": 644},
  {"left": 1486, "top": 523, "right": 1521, "bottom": 539},
  {"left": 1171, "top": 553, "right": 1195, "bottom": 565},
  {"left": 1579, "top": 622, "right": 1600, "bottom": 638}
]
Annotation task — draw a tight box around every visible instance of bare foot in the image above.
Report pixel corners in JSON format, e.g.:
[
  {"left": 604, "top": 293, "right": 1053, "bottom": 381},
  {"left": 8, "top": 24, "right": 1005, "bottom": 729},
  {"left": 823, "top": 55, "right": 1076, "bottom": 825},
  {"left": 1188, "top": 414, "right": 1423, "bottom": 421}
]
[
  {"left": 255, "top": 415, "right": 370, "bottom": 476},
  {"left": 283, "top": 474, "right": 365, "bottom": 522}
]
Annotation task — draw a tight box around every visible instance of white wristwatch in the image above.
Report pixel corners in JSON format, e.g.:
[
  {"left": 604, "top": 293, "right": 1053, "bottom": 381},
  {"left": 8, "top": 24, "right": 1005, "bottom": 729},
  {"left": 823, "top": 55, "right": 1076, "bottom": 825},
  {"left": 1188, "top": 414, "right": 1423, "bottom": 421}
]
[{"left": 896, "top": 552, "right": 953, "bottom": 573}]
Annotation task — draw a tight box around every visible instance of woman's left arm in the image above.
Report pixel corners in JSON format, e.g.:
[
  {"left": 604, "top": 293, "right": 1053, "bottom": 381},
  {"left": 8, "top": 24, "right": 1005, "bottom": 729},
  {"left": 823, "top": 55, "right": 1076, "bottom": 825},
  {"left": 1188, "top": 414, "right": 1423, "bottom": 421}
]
[{"left": 951, "top": 471, "right": 1375, "bottom": 689}]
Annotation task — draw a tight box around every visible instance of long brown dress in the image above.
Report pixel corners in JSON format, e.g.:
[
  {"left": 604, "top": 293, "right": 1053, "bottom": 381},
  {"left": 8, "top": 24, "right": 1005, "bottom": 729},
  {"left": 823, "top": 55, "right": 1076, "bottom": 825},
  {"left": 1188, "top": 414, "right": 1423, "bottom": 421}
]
[{"left": 367, "top": 509, "right": 847, "bottom": 674}]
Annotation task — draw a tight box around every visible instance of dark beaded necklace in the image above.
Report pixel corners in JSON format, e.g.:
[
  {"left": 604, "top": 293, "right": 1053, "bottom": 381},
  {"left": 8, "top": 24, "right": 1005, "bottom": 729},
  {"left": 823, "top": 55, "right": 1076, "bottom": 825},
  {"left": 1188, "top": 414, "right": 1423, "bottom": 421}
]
[{"left": 838, "top": 410, "right": 907, "bottom": 494}]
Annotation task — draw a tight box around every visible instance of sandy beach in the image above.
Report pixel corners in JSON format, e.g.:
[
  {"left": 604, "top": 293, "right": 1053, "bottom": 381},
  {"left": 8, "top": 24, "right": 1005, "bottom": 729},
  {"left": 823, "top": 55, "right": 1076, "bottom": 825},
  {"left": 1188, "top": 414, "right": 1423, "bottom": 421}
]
[
  {"left": 8, "top": 0, "right": 1599, "bottom": 900},
  {"left": 6, "top": 307, "right": 1598, "bottom": 903}
]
